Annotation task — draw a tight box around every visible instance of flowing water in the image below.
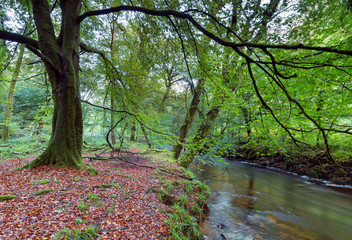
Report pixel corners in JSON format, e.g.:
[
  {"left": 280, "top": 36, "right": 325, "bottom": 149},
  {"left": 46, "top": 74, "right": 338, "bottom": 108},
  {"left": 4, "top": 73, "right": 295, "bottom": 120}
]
[{"left": 191, "top": 158, "right": 352, "bottom": 240}]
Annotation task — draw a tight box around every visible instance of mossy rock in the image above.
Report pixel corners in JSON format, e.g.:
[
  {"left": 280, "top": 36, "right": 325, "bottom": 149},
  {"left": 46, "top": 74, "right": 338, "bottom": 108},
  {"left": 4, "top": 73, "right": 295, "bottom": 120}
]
[
  {"left": 33, "top": 188, "right": 53, "bottom": 196},
  {"left": 0, "top": 195, "right": 17, "bottom": 201}
]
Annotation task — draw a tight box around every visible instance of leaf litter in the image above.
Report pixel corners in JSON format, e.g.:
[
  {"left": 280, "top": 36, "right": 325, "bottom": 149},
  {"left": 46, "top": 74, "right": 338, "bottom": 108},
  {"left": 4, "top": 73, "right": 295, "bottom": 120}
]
[{"left": 0, "top": 153, "right": 185, "bottom": 239}]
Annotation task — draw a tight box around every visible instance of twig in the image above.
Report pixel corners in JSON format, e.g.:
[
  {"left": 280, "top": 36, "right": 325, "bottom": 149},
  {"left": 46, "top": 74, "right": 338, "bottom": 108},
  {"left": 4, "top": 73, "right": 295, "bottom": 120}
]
[{"left": 90, "top": 156, "right": 193, "bottom": 180}]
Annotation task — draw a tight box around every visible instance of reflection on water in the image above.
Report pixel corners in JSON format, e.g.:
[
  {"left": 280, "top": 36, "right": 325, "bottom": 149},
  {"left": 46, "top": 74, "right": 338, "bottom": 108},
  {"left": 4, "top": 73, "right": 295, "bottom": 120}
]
[{"left": 191, "top": 158, "right": 352, "bottom": 240}]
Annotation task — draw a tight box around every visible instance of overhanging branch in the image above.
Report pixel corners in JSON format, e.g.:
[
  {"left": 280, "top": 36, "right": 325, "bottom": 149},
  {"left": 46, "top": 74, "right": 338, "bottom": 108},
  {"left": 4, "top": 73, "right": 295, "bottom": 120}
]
[
  {"left": 0, "top": 30, "right": 39, "bottom": 49},
  {"left": 78, "top": 5, "right": 352, "bottom": 57}
]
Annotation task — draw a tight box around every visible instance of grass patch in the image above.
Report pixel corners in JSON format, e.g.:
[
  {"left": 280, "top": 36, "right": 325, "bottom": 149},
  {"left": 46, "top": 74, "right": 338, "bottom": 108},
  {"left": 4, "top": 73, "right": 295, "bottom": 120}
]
[
  {"left": 76, "top": 193, "right": 103, "bottom": 213},
  {"left": 53, "top": 225, "right": 99, "bottom": 240},
  {"left": 77, "top": 199, "right": 89, "bottom": 213}
]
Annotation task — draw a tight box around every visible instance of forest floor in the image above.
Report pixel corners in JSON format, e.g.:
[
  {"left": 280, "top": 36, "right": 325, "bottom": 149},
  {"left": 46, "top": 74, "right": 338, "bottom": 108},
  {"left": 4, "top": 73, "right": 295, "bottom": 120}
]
[
  {"left": 229, "top": 147, "right": 352, "bottom": 187},
  {"left": 0, "top": 148, "right": 204, "bottom": 239}
]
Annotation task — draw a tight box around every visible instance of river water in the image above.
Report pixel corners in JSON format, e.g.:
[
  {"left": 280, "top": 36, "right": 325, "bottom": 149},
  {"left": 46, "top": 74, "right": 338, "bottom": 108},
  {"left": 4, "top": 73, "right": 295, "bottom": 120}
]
[{"left": 191, "top": 158, "right": 352, "bottom": 240}]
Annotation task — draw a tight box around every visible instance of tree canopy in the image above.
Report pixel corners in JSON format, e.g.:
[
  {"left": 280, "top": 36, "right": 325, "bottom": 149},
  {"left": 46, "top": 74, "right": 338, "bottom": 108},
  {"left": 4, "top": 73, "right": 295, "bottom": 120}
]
[{"left": 1, "top": 0, "right": 352, "bottom": 171}]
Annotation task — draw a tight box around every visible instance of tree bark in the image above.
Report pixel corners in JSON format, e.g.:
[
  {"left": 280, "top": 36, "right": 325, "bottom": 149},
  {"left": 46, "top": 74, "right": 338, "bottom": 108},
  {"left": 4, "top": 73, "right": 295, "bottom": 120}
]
[
  {"left": 140, "top": 123, "right": 151, "bottom": 149},
  {"left": 2, "top": 44, "right": 25, "bottom": 141},
  {"left": 109, "top": 22, "right": 116, "bottom": 145},
  {"left": 28, "top": 0, "right": 83, "bottom": 169},
  {"left": 130, "top": 123, "right": 136, "bottom": 141},
  {"left": 179, "top": 106, "right": 220, "bottom": 168},
  {"left": 173, "top": 78, "right": 205, "bottom": 159},
  {"left": 178, "top": 66, "right": 236, "bottom": 168}
]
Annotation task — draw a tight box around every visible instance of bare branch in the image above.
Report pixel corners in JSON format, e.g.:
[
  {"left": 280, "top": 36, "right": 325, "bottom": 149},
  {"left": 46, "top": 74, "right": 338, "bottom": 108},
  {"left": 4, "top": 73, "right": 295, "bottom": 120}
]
[{"left": 0, "top": 30, "right": 39, "bottom": 49}]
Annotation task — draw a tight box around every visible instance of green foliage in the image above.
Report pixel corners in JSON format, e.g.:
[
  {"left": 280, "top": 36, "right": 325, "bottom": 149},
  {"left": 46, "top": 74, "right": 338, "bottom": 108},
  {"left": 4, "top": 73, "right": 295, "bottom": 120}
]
[
  {"left": 75, "top": 217, "right": 84, "bottom": 224},
  {"left": 87, "top": 193, "right": 103, "bottom": 207},
  {"left": 157, "top": 188, "right": 174, "bottom": 206},
  {"left": 165, "top": 205, "right": 202, "bottom": 240},
  {"left": 76, "top": 199, "right": 89, "bottom": 213},
  {"left": 53, "top": 225, "right": 99, "bottom": 240},
  {"left": 0, "top": 134, "right": 50, "bottom": 159}
]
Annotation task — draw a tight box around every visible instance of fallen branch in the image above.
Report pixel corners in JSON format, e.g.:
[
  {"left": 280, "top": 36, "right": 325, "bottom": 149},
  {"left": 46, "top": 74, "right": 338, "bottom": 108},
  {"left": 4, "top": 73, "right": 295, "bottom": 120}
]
[{"left": 90, "top": 156, "right": 192, "bottom": 180}]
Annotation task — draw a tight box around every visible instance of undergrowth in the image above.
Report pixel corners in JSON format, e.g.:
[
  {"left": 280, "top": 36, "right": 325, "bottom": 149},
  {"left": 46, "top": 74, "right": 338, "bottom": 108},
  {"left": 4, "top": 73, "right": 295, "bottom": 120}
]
[
  {"left": 53, "top": 225, "right": 99, "bottom": 240},
  {"left": 152, "top": 160, "right": 210, "bottom": 240}
]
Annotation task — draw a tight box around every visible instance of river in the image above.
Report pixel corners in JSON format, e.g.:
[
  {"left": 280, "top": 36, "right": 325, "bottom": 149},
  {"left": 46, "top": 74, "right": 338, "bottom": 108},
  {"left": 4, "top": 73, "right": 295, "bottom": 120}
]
[{"left": 190, "top": 158, "right": 352, "bottom": 240}]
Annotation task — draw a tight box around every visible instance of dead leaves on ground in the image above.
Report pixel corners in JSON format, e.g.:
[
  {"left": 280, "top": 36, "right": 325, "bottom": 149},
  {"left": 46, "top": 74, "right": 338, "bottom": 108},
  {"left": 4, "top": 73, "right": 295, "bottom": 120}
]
[{"left": 0, "top": 154, "right": 183, "bottom": 239}]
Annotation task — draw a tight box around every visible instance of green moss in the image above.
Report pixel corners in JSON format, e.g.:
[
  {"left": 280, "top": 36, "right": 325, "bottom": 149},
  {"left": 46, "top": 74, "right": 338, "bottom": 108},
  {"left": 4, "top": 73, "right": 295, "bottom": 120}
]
[
  {"left": 0, "top": 195, "right": 17, "bottom": 201},
  {"left": 85, "top": 163, "right": 98, "bottom": 175},
  {"left": 33, "top": 188, "right": 53, "bottom": 196},
  {"left": 92, "top": 184, "right": 115, "bottom": 189},
  {"left": 33, "top": 179, "right": 50, "bottom": 184}
]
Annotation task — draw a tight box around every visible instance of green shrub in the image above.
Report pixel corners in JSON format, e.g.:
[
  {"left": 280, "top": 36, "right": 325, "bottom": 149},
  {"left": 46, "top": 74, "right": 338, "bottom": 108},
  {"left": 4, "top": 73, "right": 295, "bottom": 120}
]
[{"left": 53, "top": 225, "right": 99, "bottom": 240}]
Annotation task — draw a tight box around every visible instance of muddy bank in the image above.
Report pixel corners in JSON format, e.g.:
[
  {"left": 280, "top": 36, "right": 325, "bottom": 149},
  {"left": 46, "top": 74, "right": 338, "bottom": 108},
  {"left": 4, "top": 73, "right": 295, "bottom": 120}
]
[{"left": 223, "top": 147, "right": 352, "bottom": 186}]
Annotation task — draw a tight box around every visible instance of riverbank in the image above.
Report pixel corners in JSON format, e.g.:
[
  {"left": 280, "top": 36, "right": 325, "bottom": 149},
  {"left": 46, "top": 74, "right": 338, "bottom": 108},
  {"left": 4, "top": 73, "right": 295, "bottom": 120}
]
[
  {"left": 225, "top": 146, "right": 352, "bottom": 186},
  {"left": 0, "top": 151, "right": 208, "bottom": 239}
]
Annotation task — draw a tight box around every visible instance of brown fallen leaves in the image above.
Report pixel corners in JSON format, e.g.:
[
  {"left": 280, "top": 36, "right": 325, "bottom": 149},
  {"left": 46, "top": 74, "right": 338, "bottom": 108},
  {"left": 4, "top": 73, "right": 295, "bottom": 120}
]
[{"left": 0, "top": 153, "right": 184, "bottom": 239}]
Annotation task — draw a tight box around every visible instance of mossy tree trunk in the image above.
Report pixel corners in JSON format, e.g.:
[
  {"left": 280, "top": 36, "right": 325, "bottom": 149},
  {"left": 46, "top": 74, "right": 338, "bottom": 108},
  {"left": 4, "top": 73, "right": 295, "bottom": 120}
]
[
  {"left": 2, "top": 44, "right": 25, "bottom": 141},
  {"left": 28, "top": 0, "right": 83, "bottom": 168},
  {"left": 179, "top": 66, "right": 236, "bottom": 168},
  {"left": 173, "top": 78, "right": 205, "bottom": 159},
  {"left": 179, "top": 106, "right": 220, "bottom": 168}
]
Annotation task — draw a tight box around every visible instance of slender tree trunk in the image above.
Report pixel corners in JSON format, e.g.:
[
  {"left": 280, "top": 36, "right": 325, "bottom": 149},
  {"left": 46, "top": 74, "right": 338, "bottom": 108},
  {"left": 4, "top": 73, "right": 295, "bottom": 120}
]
[
  {"left": 110, "top": 97, "right": 116, "bottom": 145},
  {"left": 241, "top": 107, "right": 252, "bottom": 138},
  {"left": 2, "top": 44, "right": 25, "bottom": 141},
  {"left": 109, "top": 22, "right": 116, "bottom": 145},
  {"left": 179, "top": 106, "right": 220, "bottom": 168},
  {"left": 173, "top": 2, "right": 226, "bottom": 162},
  {"left": 159, "top": 82, "right": 172, "bottom": 112},
  {"left": 173, "top": 78, "right": 205, "bottom": 159},
  {"left": 140, "top": 124, "right": 151, "bottom": 149},
  {"left": 130, "top": 123, "right": 136, "bottom": 141},
  {"left": 179, "top": 67, "right": 236, "bottom": 168}
]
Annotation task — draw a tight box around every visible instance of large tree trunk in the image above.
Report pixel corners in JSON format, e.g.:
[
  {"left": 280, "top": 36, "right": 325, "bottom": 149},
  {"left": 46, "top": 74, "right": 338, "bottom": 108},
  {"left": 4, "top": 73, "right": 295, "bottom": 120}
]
[
  {"left": 30, "top": 73, "right": 83, "bottom": 168},
  {"left": 173, "top": 78, "right": 205, "bottom": 159},
  {"left": 2, "top": 44, "right": 25, "bottom": 141},
  {"left": 28, "top": 0, "right": 83, "bottom": 169}
]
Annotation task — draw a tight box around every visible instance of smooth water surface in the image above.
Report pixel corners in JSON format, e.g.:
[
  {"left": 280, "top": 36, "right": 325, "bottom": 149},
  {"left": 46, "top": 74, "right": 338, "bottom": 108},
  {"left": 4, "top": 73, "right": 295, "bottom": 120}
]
[{"left": 191, "top": 159, "right": 352, "bottom": 240}]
